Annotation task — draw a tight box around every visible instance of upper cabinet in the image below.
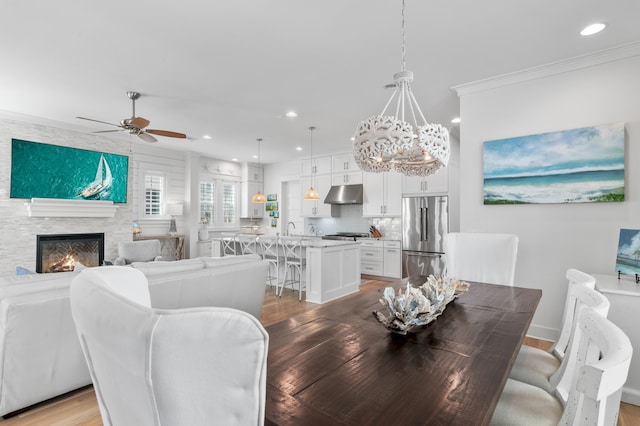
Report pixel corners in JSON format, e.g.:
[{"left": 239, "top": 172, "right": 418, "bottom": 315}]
[
  {"left": 402, "top": 167, "right": 449, "bottom": 195},
  {"left": 301, "top": 155, "right": 332, "bottom": 176},
  {"left": 240, "top": 162, "right": 264, "bottom": 219},
  {"left": 362, "top": 171, "right": 402, "bottom": 217},
  {"left": 331, "top": 152, "right": 362, "bottom": 185},
  {"left": 331, "top": 153, "right": 360, "bottom": 173}
]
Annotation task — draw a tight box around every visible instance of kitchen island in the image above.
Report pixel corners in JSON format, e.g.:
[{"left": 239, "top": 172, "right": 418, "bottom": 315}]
[{"left": 304, "top": 239, "right": 361, "bottom": 304}]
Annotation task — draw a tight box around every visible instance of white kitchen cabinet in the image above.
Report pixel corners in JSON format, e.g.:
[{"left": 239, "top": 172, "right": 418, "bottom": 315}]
[
  {"left": 360, "top": 240, "right": 383, "bottom": 276},
  {"left": 301, "top": 155, "right": 332, "bottom": 176},
  {"left": 241, "top": 162, "right": 265, "bottom": 219},
  {"left": 362, "top": 171, "right": 402, "bottom": 217},
  {"left": 331, "top": 153, "right": 360, "bottom": 173},
  {"left": 383, "top": 241, "right": 402, "bottom": 278},
  {"left": 402, "top": 167, "right": 448, "bottom": 195},
  {"left": 331, "top": 170, "right": 363, "bottom": 186},
  {"left": 301, "top": 174, "right": 332, "bottom": 217}
]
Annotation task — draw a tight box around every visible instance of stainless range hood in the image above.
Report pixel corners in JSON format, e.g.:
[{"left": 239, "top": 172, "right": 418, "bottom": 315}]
[{"left": 323, "top": 184, "right": 363, "bottom": 205}]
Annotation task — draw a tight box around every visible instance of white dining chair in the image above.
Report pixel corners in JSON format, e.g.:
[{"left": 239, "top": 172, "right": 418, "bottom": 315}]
[
  {"left": 279, "top": 236, "right": 305, "bottom": 300},
  {"left": 444, "top": 232, "right": 519, "bottom": 286},
  {"left": 490, "top": 306, "right": 632, "bottom": 426},
  {"left": 509, "top": 269, "right": 597, "bottom": 397},
  {"left": 513, "top": 283, "right": 610, "bottom": 405},
  {"left": 259, "top": 235, "right": 281, "bottom": 290},
  {"left": 69, "top": 266, "right": 269, "bottom": 426}
]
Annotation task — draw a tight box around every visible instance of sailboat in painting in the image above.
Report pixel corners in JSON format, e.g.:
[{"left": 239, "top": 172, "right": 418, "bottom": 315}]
[{"left": 80, "top": 154, "right": 112, "bottom": 199}]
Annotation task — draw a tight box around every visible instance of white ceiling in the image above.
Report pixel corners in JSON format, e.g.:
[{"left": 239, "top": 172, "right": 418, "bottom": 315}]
[{"left": 1, "top": 1, "right": 639, "bottom": 164}]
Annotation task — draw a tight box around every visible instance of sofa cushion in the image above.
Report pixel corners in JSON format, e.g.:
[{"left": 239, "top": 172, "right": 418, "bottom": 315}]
[
  {"left": 131, "top": 259, "right": 205, "bottom": 276},
  {"left": 198, "top": 254, "right": 261, "bottom": 268}
]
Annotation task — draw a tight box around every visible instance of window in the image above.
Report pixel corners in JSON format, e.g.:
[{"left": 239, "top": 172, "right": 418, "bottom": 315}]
[
  {"left": 200, "top": 178, "right": 238, "bottom": 227},
  {"left": 144, "top": 174, "right": 165, "bottom": 217}
]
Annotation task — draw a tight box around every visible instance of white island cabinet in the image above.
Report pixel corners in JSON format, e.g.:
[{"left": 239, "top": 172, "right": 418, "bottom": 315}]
[
  {"left": 593, "top": 273, "right": 640, "bottom": 405},
  {"left": 305, "top": 240, "right": 361, "bottom": 304}
]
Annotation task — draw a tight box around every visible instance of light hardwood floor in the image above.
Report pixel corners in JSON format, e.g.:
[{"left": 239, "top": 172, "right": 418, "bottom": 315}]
[{"left": 1, "top": 279, "right": 638, "bottom": 425}]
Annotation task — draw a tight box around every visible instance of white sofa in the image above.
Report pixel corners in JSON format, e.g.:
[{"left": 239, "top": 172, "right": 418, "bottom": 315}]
[{"left": 0, "top": 255, "right": 268, "bottom": 417}]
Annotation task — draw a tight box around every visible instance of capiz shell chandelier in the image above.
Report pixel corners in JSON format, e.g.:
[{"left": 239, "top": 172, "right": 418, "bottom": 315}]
[{"left": 352, "top": 0, "right": 450, "bottom": 177}]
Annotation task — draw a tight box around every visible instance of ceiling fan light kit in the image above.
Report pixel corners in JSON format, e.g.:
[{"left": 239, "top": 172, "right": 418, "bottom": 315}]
[
  {"left": 77, "top": 91, "right": 187, "bottom": 143},
  {"left": 352, "top": 0, "right": 449, "bottom": 177}
]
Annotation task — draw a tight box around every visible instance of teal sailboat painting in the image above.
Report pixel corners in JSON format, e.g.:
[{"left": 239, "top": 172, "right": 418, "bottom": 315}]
[
  {"left": 79, "top": 154, "right": 113, "bottom": 199},
  {"left": 483, "top": 122, "right": 624, "bottom": 204},
  {"left": 10, "top": 139, "right": 128, "bottom": 202}
]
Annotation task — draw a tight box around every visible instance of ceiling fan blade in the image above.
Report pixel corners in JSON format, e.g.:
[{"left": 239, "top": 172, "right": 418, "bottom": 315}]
[
  {"left": 76, "top": 116, "right": 121, "bottom": 127},
  {"left": 138, "top": 132, "right": 157, "bottom": 143},
  {"left": 130, "top": 116, "right": 150, "bottom": 129},
  {"left": 92, "top": 130, "right": 122, "bottom": 134},
  {"left": 146, "top": 129, "right": 187, "bottom": 139}
]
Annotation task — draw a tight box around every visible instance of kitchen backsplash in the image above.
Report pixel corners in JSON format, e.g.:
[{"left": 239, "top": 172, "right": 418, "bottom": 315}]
[{"left": 305, "top": 204, "right": 401, "bottom": 240}]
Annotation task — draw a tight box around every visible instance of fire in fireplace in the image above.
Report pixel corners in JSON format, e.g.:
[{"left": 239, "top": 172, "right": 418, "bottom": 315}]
[{"left": 36, "top": 233, "right": 105, "bottom": 273}]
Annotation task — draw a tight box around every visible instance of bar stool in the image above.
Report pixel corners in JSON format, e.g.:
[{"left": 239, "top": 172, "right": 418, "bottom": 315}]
[
  {"left": 237, "top": 234, "right": 259, "bottom": 255},
  {"left": 279, "top": 236, "right": 305, "bottom": 301},
  {"left": 258, "top": 235, "right": 281, "bottom": 291},
  {"left": 220, "top": 232, "right": 238, "bottom": 256}
]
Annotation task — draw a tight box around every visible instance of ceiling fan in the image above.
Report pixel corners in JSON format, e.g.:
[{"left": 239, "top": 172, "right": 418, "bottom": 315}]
[{"left": 76, "top": 91, "right": 187, "bottom": 143}]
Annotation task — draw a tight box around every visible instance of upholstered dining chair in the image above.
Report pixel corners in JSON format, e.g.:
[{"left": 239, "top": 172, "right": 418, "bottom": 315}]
[
  {"left": 444, "top": 232, "right": 519, "bottom": 286},
  {"left": 490, "top": 306, "right": 632, "bottom": 426},
  {"left": 513, "top": 283, "right": 610, "bottom": 405},
  {"left": 509, "top": 269, "right": 598, "bottom": 399},
  {"left": 69, "top": 266, "right": 268, "bottom": 426}
]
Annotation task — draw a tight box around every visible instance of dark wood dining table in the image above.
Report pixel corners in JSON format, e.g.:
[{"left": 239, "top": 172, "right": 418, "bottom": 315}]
[{"left": 264, "top": 281, "right": 542, "bottom": 426}]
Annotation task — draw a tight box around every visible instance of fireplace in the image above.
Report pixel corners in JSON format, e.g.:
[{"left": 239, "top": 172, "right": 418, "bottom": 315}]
[{"left": 36, "top": 233, "right": 105, "bottom": 273}]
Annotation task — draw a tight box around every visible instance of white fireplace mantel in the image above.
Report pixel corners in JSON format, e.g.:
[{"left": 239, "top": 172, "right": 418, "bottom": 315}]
[{"left": 26, "top": 198, "right": 118, "bottom": 218}]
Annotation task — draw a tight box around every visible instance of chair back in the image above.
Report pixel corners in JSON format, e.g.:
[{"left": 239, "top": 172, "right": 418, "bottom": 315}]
[
  {"left": 70, "top": 266, "right": 268, "bottom": 426},
  {"left": 116, "top": 239, "right": 163, "bottom": 264},
  {"left": 549, "top": 284, "right": 611, "bottom": 404},
  {"left": 559, "top": 306, "right": 632, "bottom": 426},
  {"left": 550, "top": 269, "right": 597, "bottom": 360},
  {"left": 280, "top": 236, "right": 304, "bottom": 265},
  {"left": 237, "top": 234, "right": 259, "bottom": 255},
  {"left": 220, "top": 232, "right": 238, "bottom": 256},
  {"left": 259, "top": 236, "right": 280, "bottom": 262},
  {"left": 444, "top": 232, "right": 518, "bottom": 285}
]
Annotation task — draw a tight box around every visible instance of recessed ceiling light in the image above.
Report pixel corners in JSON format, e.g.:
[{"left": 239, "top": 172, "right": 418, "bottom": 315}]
[
  {"left": 252, "top": 154, "right": 258, "bottom": 159},
  {"left": 285, "top": 111, "right": 298, "bottom": 118},
  {"left": 580, "top": 23, "right": 606, "bottom": 36},
  {"left": 296, "top": 146, "right": 303, "bottom": 151},
  {"left": 451, "top": 117, "right": 461, "bottom": 124},
  {"left": 232, "top": 158, "right": 239, "bottom": 162},
  {"left": 203, "top": 135, "right": 212, "bottom": 140}
]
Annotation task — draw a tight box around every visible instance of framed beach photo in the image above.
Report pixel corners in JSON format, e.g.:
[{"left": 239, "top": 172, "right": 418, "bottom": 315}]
[
  {"left": 267, "top": 193, "right": 277, "bottom": 201},
  {"left": 615, "top": 229, "right": 640, "bottom": 276},
  {"left": 483, "top": 122, "right": 624, "bottom": 204}
]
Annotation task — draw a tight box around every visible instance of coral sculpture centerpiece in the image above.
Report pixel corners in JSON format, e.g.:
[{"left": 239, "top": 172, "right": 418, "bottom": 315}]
[{"left": 373, "top": 275, "right": 469, "bottom": 335}]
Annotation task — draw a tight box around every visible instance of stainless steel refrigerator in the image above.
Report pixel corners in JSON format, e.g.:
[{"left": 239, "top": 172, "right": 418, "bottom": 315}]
[{"left": 401, "top": 195, "right": 448, "bottom": 279}]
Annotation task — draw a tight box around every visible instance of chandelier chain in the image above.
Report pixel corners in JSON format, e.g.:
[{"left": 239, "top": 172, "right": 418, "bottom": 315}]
[{"left": 401, "top": 0, "right": 406, "bottom": 72}]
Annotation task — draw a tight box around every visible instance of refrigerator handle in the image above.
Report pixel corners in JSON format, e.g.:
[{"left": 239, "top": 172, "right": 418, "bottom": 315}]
[
  {"left": 423, "top": 207, "right": 428, "bottom": 241},
  {"left": 419, "top": 207, "right": 424, "bottom": 241}
]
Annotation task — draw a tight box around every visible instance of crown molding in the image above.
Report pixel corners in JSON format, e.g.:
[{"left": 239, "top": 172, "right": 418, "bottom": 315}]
[{"left": 452, "top": 41, "right": 640, "bottom": 97}]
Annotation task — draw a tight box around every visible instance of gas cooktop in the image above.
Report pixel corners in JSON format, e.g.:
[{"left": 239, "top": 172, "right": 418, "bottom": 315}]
[{"left": 321, "top": 232, "right": 370, "bottom": 241}]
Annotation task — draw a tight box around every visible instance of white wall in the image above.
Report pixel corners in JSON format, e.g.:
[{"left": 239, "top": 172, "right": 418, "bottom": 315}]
[{"left": 456, "top": 51, "right": 640, "bottom": 339}]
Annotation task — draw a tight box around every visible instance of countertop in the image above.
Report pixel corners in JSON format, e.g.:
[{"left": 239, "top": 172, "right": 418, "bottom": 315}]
[{"left": 304, "top": 239, "right": 360, "bottom": 248}]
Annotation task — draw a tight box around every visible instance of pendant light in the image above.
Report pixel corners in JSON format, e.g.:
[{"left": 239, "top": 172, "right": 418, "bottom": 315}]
[
  {"left": 352, "top": 0, "right": 449, "bottom": 177},
  {"left": 303, "top": 126, "right": 320, "bottom": 200},
  {"left": 251, "top": 138, "right": 267, "bottom": 203}
]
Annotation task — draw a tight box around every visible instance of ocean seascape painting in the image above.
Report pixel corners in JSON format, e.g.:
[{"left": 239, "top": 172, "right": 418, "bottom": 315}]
[
  {"left": 483, "top": 122, "right": 625, "bottom": 204},
  {"left": 615, "top": 229, "right": 640, "bottom": 276},
  {"left": 10, "top": 139, "right": 129, "bottom": 203}
]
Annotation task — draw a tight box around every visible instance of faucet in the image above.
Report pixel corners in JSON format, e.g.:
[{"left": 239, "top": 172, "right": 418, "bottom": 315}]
[
  {"left": 286, "top": 222, "right": 296, "bottom": 236},
  {"left": 308, "top": 224, "right": 316, "bottom": 236}
]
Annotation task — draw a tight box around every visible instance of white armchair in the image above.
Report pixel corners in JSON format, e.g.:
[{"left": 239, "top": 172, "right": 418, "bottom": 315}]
[
  {"left": 69, "top": 266, "right": 269, "bottom": 426},
  {"left": 114, "top": 239, "right": 163, "bottom": 265}
]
